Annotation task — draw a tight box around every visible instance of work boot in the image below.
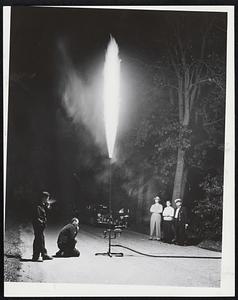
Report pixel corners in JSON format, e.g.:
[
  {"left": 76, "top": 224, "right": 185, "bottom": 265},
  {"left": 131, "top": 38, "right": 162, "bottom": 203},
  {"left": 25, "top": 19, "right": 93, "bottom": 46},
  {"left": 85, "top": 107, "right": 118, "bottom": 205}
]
[
  {"left": 32, "top": 256, "right": 40, "bottom": 262},
  {"left": 55, "top": 250, "right": 62, "bottom": 257},
  {"left": 42, "top": 255, "right": 53, "bottom": 260}
]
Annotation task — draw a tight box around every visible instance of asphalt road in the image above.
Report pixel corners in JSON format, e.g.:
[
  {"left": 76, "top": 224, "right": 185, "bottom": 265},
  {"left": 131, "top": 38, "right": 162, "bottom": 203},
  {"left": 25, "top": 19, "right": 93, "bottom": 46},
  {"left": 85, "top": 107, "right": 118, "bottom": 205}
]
[{"left": 18, "top": 223, "right": 221, "bottom": 287}]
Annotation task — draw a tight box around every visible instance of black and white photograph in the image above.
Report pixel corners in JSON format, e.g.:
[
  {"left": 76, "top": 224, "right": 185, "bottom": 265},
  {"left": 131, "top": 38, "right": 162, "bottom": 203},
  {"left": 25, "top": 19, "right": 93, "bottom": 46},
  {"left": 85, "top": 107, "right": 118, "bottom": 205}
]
[{"left": 3, "top": 5, "right": 234, "bottom": 297}]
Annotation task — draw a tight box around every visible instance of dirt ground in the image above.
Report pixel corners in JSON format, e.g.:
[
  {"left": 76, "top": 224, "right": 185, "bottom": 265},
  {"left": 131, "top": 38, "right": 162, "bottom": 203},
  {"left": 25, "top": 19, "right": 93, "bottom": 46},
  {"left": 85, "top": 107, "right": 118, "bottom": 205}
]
[
  {"left": 16, "top": 223, "right": 221, "bottom": 287},
  {"left": 4, "top": 220, "right": 222, "bottom": 287}
]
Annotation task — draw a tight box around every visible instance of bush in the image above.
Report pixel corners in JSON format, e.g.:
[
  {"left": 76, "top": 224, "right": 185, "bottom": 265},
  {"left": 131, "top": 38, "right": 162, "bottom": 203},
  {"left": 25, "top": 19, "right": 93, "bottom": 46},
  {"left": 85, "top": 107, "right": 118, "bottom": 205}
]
[{"left": 191, "top": 173, "right": 223, "bottom": 241}]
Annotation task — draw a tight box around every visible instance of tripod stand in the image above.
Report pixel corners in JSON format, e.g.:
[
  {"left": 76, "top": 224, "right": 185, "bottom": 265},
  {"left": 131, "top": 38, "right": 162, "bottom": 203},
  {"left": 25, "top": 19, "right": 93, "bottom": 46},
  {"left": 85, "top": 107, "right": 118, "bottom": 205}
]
[
  {"left": 95, "top": 226, "right": 123, "bottom": 257},
  {"left": 95, "top": 158, "right": 123, "bottom": 257}
]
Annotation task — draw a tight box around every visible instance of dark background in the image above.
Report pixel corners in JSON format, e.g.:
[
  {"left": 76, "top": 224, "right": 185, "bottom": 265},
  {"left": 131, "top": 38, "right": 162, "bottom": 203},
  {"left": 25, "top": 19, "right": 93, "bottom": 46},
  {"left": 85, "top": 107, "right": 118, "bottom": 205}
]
[{"left": 6, "top": 7, "right": 226, "bottom": 239}]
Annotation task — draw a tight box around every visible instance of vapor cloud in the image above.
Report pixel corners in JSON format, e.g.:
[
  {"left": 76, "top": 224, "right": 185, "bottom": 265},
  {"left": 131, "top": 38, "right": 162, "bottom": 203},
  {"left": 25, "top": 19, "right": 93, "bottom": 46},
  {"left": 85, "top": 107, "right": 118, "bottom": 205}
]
[{"left": 57, "top": 40, "right": 106, "bottom": 152}]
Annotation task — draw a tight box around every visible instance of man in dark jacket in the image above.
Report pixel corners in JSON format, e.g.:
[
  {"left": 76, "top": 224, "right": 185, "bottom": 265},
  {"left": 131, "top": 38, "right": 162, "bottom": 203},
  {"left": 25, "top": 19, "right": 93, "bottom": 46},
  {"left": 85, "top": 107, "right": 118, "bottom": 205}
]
[
  {"left": 55, "top": 218, "right": 80, "bottom": 257},
  {"left": 173, "top": 198, "right": 189, "bottom": 246},
  {"left": 32, "top": 191, "right": 53, "bottom": 261}
]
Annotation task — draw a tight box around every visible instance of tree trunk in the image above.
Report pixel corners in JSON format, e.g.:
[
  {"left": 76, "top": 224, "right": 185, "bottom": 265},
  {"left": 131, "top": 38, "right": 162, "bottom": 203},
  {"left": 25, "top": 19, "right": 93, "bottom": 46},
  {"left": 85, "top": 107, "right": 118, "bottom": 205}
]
[
  {"left": 172, "top": 146, "right": 186, "bottom": 207},
  {"left": 181, "top": 167, "right": 188, "bottom": 200},
  {"left": 136, "top": 175, "right": 144, "bottom": 224}
]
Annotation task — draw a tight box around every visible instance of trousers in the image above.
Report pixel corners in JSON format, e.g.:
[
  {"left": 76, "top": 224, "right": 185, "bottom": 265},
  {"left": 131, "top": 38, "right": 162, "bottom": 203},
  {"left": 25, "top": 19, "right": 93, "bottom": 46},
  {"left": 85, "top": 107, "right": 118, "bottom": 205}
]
[
  {"left": 163, "top": 220, "right": 174, "bottom": 242},
  {"left": 150, "top": 213, "right": 161, "bottom": 238},
  {"left": 58, "top": 242, "right": 80, "bottom": 257},
  {"left": 32, "top": 223, "right": 47, "bottom": 259},
  {"left": 175, "top": 220, "right": 186, "bottom": 245}
]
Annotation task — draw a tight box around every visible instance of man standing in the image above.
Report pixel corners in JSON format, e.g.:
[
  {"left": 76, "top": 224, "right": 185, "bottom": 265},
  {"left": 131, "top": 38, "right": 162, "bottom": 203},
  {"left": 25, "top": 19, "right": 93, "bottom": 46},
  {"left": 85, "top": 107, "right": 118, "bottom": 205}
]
[
  {"left": 149, "top": 196, "right": 163, "bottom": 241},
  {"left": 173, "top": 198, "right": 188, "bottom": 246},
  {"left": 32, "top": 191, "right": 53, "bottom": 261},
  {"left": 55, "top": 218, "right": 80, "bottom": 257},
  {"left": 162, "top": 200, "right": 175, "bottom": 243}
]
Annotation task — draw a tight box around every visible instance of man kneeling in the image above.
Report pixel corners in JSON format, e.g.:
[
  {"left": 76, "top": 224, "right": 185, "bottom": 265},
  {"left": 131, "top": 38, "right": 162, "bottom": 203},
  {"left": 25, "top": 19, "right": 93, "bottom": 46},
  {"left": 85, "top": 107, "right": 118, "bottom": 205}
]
[{"left": 55, "top": 218, "right": 80, "bottom": 257}]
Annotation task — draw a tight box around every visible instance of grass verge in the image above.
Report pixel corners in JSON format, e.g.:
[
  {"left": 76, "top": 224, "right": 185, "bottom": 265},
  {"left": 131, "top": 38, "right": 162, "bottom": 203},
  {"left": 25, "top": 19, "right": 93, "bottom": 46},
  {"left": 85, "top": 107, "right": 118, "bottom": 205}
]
[
  {"left": 198, "top": 240, "right": 222, "bottom": 252},
  {"left": 4, "top": 220, "right": 22, "bottom": 282}
]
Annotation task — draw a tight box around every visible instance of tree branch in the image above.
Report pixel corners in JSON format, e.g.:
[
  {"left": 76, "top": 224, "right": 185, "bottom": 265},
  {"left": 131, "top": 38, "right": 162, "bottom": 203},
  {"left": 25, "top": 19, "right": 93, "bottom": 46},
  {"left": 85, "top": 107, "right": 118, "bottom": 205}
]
[
  {"left": 200, "top": 17, "right": 215, "bottom": 61},
  {"left": 203, "top": 118, "right": 224, "bottom": 126},
  {"left": 188, "top": 78, "right": 211, "bottom": 91}
]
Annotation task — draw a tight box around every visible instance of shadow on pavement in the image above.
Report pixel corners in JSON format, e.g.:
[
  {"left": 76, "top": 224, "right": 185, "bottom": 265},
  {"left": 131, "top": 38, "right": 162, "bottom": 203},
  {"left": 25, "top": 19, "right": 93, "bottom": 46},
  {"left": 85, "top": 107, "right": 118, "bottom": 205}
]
[
  {"left": 20, "top": 258, "right": 43, "bottom": 262},
  {"left": 52, "top": 255, "right": 80, "bottom": 258}
]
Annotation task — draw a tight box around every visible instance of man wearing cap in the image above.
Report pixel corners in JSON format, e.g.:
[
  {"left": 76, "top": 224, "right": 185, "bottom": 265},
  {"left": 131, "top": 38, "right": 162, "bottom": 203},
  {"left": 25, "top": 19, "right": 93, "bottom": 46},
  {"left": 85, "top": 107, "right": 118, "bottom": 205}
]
[
  {"left": 149, "top": 196, "right": 163, "bottom": 241},
  {"left": 173, "top": 198, "right": 188, "bottom": 246},
  {"left": 32, "top": 191, "right": 53, "bottom": 261},
  {"left": 55, "top": 217, "right": 80, "bottom": 257}
]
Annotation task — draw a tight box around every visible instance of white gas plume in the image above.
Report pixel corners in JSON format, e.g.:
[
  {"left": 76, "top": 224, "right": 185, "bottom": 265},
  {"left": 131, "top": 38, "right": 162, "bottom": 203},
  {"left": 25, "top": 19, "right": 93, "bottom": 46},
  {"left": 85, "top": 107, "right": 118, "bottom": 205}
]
[{"left": 103, "top": 36, "right": 121, "bottom": 159}]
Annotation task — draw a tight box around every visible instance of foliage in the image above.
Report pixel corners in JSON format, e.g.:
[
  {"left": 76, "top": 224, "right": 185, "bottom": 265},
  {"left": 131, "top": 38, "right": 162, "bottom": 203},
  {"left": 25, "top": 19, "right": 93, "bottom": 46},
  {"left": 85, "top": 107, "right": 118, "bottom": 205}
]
[
  {"left": 191, "top": 173, "right": 223, "bottom": 240},
  {"left": 118, "top": 15, "right": 226, "bottom": 240}
]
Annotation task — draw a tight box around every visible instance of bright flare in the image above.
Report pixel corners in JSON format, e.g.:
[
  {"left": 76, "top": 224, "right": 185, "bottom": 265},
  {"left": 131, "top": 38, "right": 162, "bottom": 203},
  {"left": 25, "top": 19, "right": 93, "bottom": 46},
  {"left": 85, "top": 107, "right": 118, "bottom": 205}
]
[{"left": 103, "top": 36, "right": 121, "bottom": 159}]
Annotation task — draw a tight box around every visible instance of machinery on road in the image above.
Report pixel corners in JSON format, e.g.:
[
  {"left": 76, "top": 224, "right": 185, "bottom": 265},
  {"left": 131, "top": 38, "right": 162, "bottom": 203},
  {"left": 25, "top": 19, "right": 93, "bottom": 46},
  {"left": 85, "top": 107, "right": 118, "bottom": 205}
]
[{"left": 84, "top": 203, "right": 130, "bottom": 228}]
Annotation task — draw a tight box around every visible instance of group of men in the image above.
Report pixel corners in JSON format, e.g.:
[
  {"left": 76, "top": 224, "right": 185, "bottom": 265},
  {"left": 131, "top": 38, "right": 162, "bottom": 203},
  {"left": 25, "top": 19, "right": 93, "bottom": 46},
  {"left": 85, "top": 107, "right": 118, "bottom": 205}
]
[
  {"left": 32, "top": 191, "right": 188, "bottom": 261},
  {"left": 149, "top": 196, "right": 188, "bottom": 245},
  {"left": 32, "top": 191, "right": 80, "bottom": 261}
]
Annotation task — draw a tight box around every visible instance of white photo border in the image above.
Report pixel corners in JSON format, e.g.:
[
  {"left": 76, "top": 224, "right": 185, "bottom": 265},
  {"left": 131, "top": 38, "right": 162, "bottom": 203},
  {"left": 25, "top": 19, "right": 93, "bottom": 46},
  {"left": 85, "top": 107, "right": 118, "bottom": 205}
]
[{"left": 3, "top": 5, "right": 235, "bottom": 297}]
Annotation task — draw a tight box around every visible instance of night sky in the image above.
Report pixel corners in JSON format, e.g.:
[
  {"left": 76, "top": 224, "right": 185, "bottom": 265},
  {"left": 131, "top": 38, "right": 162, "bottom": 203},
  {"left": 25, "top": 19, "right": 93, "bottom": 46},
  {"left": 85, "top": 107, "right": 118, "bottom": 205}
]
[{"left": 6, "top": 7, "right": 226, "bottom": 222}]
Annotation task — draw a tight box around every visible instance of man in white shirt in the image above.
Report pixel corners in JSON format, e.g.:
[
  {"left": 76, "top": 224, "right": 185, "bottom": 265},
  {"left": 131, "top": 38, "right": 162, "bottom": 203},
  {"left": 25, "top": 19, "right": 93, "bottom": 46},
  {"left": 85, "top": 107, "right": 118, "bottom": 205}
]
[
  {"left": 149, "top": 196, "right": 163, "bottom": 240},
  {"left": 162, "top": 200, "right": 175, "bottom": 243}
]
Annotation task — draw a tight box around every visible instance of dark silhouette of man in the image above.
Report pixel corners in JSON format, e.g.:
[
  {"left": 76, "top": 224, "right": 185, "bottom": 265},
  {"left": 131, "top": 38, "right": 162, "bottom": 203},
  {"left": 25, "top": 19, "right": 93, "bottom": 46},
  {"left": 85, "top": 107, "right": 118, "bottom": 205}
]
[
  {"left": 173, "top": 198, "right": 189, "bottom": 246},
  {"left": 32, "top": 191, "right": 53, "bottom": 261},
  {"left": 55, "top": 218, "right": 80, "bottom": 257}
]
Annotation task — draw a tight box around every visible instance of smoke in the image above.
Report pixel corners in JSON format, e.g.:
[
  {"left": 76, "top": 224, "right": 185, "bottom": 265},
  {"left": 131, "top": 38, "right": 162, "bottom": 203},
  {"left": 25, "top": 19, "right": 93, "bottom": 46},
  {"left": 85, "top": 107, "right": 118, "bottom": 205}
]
[
  {"left": 55, "top": 38, "right": 131, "bottom": 188},
  {"left": 57, "top": 39, "right": 106, "bottom": 152}
]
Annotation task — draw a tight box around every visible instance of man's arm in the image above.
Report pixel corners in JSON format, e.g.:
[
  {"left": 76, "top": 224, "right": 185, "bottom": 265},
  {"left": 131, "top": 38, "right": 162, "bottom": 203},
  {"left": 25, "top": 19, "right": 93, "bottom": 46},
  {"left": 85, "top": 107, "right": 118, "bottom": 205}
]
[
  {"left": 183, "top": 207, "right": 188, "bottom": 228},
  {"left": 150, "top": 205, "right": 155, "bottom": 213},
  {"left": 67, "top": 225, "right": 77, "bottom": 241},
  {"left": 170, "top": 207, "right": 175, "bottom": 218},
  {"left": 35, "top": 206, "right": 44, "bottom": 224},
  {"left": 158, "top": 204, "right": 163, "bottom": 213}
]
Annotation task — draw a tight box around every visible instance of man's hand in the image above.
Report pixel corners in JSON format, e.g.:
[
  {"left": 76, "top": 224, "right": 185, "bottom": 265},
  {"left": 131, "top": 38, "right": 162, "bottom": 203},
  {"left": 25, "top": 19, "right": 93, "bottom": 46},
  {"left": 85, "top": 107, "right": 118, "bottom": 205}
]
[
  {"left": 185, "top": 224, "right": 189, "bottom": 229},
  {"left": 46, "top": 203, "right": 51, "bottom": 209}
]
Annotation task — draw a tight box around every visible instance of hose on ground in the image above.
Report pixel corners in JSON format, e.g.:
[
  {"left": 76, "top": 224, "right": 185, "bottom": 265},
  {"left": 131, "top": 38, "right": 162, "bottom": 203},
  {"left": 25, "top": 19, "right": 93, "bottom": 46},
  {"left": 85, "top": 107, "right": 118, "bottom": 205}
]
[{"left": 111, "top": 244, "right": 221, "bottom": 259}]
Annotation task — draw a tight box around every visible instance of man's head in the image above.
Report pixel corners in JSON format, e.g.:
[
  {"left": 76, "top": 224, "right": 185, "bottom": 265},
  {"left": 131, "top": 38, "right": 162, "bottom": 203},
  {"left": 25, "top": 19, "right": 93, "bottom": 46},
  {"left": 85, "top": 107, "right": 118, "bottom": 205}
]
[
  {"left": 154, "top": 196, "right": 160, "bottom": 203},
  {"left": 166, "top": 200, "right": 171, "bottom": 207},
  {"left": 41, "top": 191, "right": 50, "bottom": 205},
  {"left": 71, "top": 217, "right": 79, "bottom": 227},
  {"left": 175, "top": 198, "right": 182, "bottom": 208}
]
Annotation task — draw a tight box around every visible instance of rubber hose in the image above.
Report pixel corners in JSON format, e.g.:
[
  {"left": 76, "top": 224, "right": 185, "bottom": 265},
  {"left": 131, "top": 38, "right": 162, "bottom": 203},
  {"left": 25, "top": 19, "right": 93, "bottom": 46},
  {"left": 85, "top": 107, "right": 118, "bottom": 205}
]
[{"left": 111, "top": 244, "right": 221, "bottom": 259}]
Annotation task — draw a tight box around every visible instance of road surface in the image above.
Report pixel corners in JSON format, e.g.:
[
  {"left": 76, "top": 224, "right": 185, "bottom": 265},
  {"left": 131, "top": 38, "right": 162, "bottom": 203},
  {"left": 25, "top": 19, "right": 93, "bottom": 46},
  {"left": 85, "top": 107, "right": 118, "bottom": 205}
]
[{"left": 18, "top": 223, "right": 221, "bottom": 287}]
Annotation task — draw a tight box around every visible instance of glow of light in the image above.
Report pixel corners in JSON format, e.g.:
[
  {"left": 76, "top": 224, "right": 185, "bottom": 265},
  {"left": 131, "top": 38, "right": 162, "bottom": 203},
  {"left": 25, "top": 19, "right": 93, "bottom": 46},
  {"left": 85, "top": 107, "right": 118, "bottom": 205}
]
[{"left": 103, "top": 35, "right": 121, "bottom": 159}]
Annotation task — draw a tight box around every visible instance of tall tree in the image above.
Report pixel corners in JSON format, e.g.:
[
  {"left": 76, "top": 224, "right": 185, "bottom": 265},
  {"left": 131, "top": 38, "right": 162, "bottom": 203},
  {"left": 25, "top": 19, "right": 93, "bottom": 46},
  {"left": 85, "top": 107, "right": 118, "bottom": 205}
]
[
  {"left": 117, "top": 13, "right": 226, "bottom": 224},
  {"left": 164, "top": 14, "right": 226, "bottom": 205}
]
